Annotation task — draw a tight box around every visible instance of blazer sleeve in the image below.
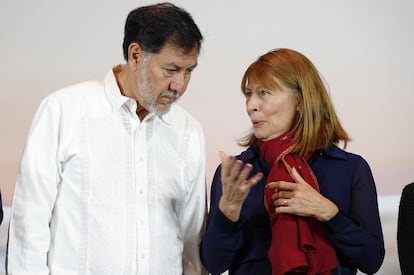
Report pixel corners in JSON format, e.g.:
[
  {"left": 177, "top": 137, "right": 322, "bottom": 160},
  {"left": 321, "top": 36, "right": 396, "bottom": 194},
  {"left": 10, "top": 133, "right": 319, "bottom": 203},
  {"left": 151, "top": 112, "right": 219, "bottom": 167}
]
[
  {"left": 200, "top": 165, "right": 245, "bottom": 275},
  {"left": 324, "top": 156, "right": 385, "bottom": 274}
]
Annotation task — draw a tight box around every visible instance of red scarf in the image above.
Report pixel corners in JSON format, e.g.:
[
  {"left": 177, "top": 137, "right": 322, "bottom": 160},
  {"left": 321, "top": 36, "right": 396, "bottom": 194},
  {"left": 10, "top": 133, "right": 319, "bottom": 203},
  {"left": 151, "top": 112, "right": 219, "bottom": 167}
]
[{"left": 257, "top": 131, "right": 337, "bottom": 275}]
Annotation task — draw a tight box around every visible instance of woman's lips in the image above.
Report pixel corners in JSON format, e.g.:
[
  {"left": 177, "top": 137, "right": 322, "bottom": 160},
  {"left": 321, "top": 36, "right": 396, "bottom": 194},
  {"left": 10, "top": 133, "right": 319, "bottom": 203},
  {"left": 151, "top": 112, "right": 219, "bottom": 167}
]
[{"left": 252, "top": 120, "right": 265, "bottom": 127}]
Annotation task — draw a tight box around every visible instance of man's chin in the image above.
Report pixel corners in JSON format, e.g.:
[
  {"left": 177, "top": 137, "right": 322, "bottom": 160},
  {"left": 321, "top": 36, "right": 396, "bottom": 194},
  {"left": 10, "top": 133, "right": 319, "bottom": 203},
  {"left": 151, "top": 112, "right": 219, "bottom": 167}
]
[{"left": 153, "top": 102, "right": 173, "bottom": 116}]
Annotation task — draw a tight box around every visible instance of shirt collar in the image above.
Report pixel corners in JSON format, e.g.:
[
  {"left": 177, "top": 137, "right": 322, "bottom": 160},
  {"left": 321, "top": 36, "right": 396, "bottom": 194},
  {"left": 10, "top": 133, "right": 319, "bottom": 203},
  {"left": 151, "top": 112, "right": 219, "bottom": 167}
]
[{"left": 104, "top": 65, "right": 129, "bottom": 111}]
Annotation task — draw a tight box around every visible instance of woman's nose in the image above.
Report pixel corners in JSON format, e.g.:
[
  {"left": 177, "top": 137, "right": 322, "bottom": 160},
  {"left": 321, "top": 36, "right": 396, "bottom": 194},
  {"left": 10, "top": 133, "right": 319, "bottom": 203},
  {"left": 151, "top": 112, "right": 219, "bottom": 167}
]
[{"left": 246, "top": 97, "right": 259, "bottom": 113}]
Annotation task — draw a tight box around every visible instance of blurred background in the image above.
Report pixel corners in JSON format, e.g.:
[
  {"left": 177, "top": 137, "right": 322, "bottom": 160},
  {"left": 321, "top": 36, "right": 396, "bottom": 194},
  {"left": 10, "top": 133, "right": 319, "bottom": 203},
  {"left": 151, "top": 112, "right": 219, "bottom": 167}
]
[{"left": 1, "top": 0, "right": 413, "bottom": 274}]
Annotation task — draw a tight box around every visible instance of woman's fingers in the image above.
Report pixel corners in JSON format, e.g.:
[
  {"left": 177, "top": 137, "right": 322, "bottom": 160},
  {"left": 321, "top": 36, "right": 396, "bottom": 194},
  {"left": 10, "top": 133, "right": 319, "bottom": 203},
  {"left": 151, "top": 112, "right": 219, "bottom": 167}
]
[
  {"left": 247, "top": 171, "right": 264, "bottom": 187},
  {"left": 219, "top": 150, "right": 232, "bottom": 177},
  {"left": 219, "top": 150, "right": 263, "bottom": 188}
]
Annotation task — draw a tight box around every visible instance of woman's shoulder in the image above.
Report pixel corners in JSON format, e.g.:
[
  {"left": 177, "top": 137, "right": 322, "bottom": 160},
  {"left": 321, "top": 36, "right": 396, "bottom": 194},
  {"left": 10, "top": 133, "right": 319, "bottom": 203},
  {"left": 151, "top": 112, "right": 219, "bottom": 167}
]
[
  {"left": 321, "top": 145, "right": 367, "bottom": 162},
  {"left": 316, "top": 145, "right": 373, "bottom": 174}
]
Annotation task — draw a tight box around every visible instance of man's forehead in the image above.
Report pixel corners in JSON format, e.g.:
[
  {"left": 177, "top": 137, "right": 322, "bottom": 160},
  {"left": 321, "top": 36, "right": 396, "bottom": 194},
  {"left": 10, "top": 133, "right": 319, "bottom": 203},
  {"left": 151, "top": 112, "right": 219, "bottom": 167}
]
[{"left": 153, "top": 45, "right": 198, "bottom": 68}]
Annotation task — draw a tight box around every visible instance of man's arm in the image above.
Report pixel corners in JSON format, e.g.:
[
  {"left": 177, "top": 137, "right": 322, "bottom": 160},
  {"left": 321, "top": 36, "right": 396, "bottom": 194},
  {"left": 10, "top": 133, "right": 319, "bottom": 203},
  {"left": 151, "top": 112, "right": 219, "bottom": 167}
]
[
  {"left": 180, "top": 127, "right": 208, "bottom": 275},
  {"left": 7, "top": 96, "right": 61, "bottom": 275}
]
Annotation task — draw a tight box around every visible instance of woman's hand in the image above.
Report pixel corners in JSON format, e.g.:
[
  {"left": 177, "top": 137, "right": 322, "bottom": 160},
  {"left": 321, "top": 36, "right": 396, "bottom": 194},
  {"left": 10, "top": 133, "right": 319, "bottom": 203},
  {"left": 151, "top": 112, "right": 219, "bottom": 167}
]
[
  {"left": 266, "top": 167, "right": 339, "bottom": 222},
  {"left": 218, "top": 151, "right": 263, "bottom": 222}
]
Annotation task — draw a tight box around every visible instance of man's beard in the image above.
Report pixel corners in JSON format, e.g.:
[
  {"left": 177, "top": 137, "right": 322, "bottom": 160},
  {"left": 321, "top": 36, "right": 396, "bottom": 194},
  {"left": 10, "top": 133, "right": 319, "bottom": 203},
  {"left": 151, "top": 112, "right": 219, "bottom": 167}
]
[{"left": 137, "top": 61, "right": 180, "bottom": 116}]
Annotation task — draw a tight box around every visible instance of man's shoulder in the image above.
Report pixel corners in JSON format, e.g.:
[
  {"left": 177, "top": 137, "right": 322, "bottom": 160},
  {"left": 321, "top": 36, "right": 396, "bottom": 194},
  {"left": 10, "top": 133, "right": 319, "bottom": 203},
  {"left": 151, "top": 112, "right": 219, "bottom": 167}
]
[
  {"left": 35, "top": 79, "right": 112, "bottom": 118},
  {"left": 47, "top": 80, "right": 104, "bottom": 101},
  {"left": 39, "top": 80, "right": 109, "bottom": 113}
]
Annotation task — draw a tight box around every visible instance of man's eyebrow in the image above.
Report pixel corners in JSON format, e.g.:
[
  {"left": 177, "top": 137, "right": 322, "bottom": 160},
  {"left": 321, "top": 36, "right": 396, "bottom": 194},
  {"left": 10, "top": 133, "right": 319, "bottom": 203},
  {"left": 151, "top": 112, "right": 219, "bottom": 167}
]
[{"left": 165, "top": 63, "right": 198, "bottom": 70}]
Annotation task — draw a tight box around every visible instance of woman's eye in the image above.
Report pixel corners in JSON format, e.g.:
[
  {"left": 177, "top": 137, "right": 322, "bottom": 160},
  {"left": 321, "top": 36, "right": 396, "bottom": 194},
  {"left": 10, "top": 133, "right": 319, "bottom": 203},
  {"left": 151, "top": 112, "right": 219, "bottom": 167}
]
[
  {"left": 259, "top": 90, "right": 268, "bottom": 96},
  {"left": 244, "top": 91, "right": 252, "bottom": 97}
]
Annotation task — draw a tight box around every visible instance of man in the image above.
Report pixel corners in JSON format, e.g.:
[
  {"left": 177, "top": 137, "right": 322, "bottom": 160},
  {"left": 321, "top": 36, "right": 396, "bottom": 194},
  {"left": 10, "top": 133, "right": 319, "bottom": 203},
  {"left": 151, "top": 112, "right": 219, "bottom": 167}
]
[{"left": 7, "top": 3, "right": 207, "bottom": 274}]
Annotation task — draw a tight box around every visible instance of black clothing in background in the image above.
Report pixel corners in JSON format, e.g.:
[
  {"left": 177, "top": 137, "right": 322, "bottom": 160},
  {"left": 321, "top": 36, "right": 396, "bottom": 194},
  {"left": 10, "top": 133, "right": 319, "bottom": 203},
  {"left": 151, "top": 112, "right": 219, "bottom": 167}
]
[
  {"left": 397, "top": 182, "right": 414, "bottom": 275},
  {"left": 0, "top": 190, "right": 3, "bottom": 224}
]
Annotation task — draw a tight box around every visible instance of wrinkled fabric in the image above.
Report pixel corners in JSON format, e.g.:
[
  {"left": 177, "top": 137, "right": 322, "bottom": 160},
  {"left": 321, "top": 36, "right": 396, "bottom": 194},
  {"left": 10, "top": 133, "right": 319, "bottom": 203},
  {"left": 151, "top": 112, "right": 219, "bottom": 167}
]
[{"left": 7, "top": 67, "right": 207, "bottom": 275}]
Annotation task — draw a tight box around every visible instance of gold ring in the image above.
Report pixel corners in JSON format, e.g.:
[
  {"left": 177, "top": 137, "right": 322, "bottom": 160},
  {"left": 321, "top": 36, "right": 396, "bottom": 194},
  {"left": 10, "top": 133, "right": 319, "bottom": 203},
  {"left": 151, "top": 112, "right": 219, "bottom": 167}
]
[{"left": 283, "top": 199, "right": 288, "bottom": 206}]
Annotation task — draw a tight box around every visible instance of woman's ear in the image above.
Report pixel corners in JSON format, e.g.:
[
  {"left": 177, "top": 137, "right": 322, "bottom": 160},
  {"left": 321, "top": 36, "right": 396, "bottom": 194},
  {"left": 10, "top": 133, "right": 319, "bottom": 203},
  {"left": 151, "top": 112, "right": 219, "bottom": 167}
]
[
  {"left": 296, "top": 101, "right": 304, "bottom": 122},
  {"left": 296, "top": 101, "right": 303, "bottom": 113}
]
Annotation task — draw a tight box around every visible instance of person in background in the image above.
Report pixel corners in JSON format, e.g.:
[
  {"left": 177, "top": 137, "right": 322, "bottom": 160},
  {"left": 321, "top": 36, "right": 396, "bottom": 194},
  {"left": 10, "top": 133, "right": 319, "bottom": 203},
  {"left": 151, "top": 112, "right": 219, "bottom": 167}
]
[
  {"left": 397, "top": 182, "right": 414, "bottom": 275},
  {"left": 200, "top": 48, "right": 384, "bottom": 275},
  {"left": 7, "top": 3, "right": 207, "bottom": 274},
  {"left": 0, "top": 190, "right": 3, "bottom": 225}
]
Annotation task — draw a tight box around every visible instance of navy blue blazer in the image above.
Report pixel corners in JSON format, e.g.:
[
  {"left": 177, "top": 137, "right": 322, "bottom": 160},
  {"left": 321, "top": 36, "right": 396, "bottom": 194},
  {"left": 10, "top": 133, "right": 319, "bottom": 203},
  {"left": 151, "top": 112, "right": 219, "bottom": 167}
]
[{"left": 200, "top": 143, "right": 385, "bottom": 275}]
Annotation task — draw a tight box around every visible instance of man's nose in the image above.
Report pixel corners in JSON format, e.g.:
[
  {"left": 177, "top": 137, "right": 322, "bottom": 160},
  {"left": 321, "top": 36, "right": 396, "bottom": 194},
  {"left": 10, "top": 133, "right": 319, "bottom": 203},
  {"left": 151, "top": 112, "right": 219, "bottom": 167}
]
[{"left": 170, "top": 73, "right": 186, "bottom": 93}]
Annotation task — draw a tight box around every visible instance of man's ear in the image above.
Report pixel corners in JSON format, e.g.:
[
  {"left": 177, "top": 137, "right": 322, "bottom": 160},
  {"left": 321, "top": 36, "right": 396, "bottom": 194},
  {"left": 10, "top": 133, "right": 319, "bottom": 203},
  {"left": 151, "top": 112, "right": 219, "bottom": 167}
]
[{"left": 128, "top": 43, "right": 142, "bottom": 66}]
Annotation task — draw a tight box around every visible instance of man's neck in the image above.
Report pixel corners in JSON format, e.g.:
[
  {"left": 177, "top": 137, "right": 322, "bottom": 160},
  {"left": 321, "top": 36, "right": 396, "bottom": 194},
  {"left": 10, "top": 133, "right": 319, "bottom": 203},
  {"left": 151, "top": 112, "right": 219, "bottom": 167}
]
[{"left": 113, "top": 65, "right": 149, "bottom": 121}]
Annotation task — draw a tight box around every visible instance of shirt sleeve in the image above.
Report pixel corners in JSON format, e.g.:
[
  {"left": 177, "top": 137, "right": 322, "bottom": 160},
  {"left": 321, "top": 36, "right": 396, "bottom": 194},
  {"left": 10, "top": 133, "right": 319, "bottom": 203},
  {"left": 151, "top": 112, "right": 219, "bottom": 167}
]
[
  {"left": 200, "top": 166, "right": 244, "bottom": 275},
  {"left": 180, "top": 126, "right": 208, "bottom": 275},
  {"left": 7, "top": 96, "right": 61, "bottom": 275},
  {"left": 324, "top": 155, "right": 385, "bottom": 274}
]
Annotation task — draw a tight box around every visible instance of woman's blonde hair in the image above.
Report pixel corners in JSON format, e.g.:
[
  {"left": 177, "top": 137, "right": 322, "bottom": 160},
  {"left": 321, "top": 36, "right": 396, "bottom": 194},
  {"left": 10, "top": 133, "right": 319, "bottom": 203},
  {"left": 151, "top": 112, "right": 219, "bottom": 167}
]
[{"left": 239, "top": 48, "right": 350, "bottom": 156}]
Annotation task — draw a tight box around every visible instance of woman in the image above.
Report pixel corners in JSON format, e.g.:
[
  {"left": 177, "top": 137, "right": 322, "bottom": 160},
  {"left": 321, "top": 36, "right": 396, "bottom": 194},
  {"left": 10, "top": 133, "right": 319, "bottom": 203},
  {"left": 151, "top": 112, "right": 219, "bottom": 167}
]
[{"left": 200, "top": 48, "right": 384, "bottom": 275}]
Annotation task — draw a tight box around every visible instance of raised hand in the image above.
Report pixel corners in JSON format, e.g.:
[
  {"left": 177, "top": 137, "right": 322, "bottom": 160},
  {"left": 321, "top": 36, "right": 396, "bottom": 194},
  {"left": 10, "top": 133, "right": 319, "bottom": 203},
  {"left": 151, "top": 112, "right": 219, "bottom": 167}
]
[{"left": 218, "top": 151, "right": 263, "bottom": 222}]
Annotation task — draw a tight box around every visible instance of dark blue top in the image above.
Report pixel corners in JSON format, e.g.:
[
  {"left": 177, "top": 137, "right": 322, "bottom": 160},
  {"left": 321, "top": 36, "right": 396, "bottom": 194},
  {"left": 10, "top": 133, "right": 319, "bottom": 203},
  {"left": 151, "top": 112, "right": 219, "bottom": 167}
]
[{"left": 200, "top": 143, "right": 385, "bottom": 275}]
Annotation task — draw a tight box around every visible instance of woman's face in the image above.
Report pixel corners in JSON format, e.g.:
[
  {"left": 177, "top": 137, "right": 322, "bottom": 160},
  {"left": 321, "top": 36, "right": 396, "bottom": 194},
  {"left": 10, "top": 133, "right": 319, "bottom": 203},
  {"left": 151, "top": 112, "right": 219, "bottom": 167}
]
[{"left": 244, "top": 79, "right": 299, "bottom": 141}]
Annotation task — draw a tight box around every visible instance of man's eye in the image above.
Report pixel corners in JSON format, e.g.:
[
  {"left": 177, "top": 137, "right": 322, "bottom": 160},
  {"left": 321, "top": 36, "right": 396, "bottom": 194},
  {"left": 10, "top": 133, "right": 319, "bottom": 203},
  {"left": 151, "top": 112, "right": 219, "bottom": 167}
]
[
  {"left": 165, "top": 68, "right": 176, "bottom": 74},
  {"left": 184, "top": 70, "right": 192, "bottom": 78}
]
